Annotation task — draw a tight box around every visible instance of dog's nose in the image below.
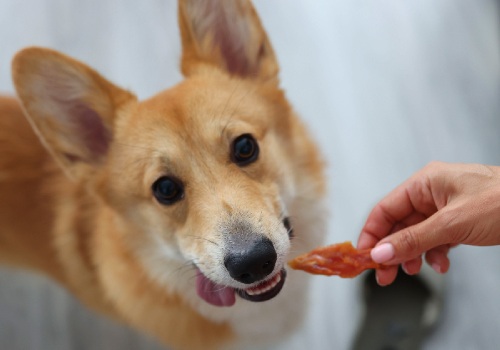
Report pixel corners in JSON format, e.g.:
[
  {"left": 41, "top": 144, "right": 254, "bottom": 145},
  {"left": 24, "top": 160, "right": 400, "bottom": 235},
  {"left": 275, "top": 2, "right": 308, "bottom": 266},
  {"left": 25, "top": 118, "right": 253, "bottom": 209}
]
[{"left": 224, "top": 237, "right": 277, "bottom": 284}]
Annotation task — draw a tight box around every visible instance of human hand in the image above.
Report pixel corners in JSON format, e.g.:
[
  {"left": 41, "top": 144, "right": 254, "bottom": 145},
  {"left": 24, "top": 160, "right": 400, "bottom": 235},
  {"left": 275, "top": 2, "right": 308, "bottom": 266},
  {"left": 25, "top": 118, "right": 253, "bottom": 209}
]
[{"left": 358, "top": 161, "right": 500, "bottom": 285}]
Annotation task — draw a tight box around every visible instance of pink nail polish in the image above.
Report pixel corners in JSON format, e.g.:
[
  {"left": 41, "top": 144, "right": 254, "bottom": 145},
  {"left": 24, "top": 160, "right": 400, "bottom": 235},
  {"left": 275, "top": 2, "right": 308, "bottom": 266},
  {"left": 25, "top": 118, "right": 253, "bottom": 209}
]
[
  {"left": 371, "top": 243, "right": 395, "bottom": 263},
  {"left": 432, "top": 263, "right": 442, "bottom": 274}
]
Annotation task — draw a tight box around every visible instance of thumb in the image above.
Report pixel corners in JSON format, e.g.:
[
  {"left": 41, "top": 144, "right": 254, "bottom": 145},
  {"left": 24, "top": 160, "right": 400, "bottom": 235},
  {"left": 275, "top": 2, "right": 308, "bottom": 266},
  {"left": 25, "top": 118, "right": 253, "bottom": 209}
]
[{"left": 370, "top": 214, "right": 452, "bottom": 264}]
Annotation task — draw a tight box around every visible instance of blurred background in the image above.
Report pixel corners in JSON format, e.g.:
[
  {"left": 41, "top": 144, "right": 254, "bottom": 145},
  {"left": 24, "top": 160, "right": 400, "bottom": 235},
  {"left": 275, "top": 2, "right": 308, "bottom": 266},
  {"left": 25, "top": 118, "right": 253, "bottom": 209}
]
[{"left": 1, "top": 0, "right": 500, "bottom": 349}]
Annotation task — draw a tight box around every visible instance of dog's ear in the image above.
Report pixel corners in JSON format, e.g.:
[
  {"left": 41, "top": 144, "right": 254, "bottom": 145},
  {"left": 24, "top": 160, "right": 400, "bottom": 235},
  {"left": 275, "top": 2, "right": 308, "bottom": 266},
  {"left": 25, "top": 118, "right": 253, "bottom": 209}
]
[
  {"left": 178, "top": 0, "right": 279, "bottom": 81},
  {"left": 12, "top": 47, "right": 136, "bottom": 175}
]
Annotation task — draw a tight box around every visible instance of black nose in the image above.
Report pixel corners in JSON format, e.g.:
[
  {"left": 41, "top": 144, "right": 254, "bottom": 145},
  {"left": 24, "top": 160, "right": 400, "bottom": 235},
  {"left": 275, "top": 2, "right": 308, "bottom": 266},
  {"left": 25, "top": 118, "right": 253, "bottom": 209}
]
[{"left": 224, "top": 237, "right": 277, "bottom": 284}]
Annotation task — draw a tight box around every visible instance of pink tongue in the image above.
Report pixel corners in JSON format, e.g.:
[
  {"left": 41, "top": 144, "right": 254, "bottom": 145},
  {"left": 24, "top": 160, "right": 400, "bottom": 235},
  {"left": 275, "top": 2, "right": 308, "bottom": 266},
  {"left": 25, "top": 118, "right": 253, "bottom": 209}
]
[{"left": 196, "top": 270, "right": 236, "bottom": 307}]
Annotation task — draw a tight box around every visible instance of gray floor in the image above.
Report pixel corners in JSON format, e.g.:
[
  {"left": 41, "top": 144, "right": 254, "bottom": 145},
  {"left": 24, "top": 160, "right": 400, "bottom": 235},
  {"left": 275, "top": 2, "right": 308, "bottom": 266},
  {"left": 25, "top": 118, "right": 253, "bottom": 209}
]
[{"left": 1, "top": 1, "right": 500, "bottom": 349}]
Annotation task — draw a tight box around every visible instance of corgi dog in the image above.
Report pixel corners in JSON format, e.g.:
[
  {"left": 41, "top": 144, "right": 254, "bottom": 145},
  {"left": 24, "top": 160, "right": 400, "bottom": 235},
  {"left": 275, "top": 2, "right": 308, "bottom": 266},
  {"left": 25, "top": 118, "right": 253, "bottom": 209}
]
[{"left": 0, "top": 0, "right": 326, "bottom": 349}]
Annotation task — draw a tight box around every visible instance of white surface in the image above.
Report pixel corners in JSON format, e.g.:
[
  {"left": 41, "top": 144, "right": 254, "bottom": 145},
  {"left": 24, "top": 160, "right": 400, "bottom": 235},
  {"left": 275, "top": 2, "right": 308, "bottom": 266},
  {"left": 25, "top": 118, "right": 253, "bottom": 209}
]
[{"left": 1, "top": 0, "right": 500, "bottom": 349}]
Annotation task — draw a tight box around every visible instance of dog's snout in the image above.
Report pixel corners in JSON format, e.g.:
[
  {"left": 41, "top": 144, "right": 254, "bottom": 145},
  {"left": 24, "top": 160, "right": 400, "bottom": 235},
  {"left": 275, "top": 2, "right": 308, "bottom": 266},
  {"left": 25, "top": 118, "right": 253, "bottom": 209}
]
[{"left": 224, "top": 237, "right": 277, "bottom": 284}]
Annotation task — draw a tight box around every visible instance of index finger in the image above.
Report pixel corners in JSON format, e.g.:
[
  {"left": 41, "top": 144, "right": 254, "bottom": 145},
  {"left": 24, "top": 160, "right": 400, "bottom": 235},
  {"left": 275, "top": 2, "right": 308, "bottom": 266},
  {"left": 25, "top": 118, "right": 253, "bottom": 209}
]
[{"left": 357, "top": 175, "right": 435, "bottom": 249}]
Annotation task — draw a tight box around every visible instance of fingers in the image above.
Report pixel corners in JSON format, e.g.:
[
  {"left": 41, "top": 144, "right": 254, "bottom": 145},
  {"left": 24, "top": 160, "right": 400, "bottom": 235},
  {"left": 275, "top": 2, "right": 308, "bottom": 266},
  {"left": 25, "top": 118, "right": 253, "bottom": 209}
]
[
  {"left": 369, "top": 213, "right": 452, "bottom": 286},
  {"left": 358, "top": 189, "right": 416, "bottom": 249},
  {"left": 402, "top": 256, "right": 423, "bottom": 275},
  {"left": 370, "top": 212, "right": 452, "bottom": 265},
  {"left": 370, "top": 219, "right": 452, "bottom": 286},
  {"left": 425, "top": 245, "right": 450, "bottom": 274},
  {"left": 375, "top": 265, "right": 398, "bottom": 286},
  {"left": 375, "top": 251, "right": 445, "bottom": 287},
  {"left": 359, "top": 163, "right": 459, "bottom": 286},
  {"left": 376, "top": 257, "right": 426, "bottom": 286},
  {"left": 358, "top": 175, "right": 437, "bottom": 250}
]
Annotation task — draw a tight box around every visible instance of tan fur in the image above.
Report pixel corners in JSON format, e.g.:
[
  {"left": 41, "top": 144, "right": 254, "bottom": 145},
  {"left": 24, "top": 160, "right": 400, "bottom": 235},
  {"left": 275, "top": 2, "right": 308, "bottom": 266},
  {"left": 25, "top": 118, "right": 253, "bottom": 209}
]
[{"left": 0, "top": 1, "right": 326, "bottom": 349}]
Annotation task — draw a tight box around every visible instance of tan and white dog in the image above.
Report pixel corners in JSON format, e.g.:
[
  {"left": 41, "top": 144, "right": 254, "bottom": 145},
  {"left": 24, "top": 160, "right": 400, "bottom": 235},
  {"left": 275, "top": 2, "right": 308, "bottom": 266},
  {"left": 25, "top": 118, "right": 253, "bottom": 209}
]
[{"left": 0, "top": 0, "right": 326, "bottom": 349}]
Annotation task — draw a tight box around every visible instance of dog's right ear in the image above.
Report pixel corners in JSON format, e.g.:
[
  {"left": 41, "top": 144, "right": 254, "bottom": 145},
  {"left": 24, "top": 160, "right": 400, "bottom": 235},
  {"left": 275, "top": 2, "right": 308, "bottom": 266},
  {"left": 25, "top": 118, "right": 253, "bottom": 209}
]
[{"left": 12, "top": 47, "right": 136, "bottom": 176}]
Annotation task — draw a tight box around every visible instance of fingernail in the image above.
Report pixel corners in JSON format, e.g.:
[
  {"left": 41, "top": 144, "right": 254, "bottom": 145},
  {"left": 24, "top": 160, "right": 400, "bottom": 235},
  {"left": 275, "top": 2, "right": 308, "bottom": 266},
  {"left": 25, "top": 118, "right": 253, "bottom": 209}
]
[
  {"left": 432, "top": 263, "right": 442, "bottom": 274},
  {"left": 371, "top": 243, "right": 395, "bottom": 263},
  {"left": 375, "top": 273, "right": 388, "bottom": 287}
]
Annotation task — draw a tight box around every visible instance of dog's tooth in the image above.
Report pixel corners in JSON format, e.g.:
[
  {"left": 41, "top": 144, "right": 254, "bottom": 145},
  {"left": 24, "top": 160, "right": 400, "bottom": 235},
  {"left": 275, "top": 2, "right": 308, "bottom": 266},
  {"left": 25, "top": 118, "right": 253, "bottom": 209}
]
[
  {"left": 251, "top": 289, "right": 260, "bottom": 296},
  {"left": 245, "top": 271, "right": 283, "bottom": 296}
]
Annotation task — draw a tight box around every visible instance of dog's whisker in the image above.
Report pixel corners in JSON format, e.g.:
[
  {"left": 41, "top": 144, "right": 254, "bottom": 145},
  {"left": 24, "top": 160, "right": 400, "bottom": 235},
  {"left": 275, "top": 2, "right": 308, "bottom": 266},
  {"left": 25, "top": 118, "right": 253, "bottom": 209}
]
[
  {"left": 218, "top": 81, "right": 241, "bottom": 123},
  {"left": 227, "top": 84, "right": 258, "bottom": 121},
  {"left": 185, "top": 235, "right": 220, "bottom": 247}
]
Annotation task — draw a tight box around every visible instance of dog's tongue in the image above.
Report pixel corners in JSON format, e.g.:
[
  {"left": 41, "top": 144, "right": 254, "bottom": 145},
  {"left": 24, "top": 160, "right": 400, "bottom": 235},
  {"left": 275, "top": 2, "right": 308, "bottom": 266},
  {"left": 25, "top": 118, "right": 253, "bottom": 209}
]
[{"left": 196, "top": 270, "right": 235, "bottom": 307}]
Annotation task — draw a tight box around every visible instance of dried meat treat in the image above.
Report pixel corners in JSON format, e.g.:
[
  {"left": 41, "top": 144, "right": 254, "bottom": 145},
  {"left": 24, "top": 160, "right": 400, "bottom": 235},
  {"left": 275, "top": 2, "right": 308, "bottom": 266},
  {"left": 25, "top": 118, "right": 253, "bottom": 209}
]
[{"left": 288, "top": 241, "right": 386, "bottom": 278}]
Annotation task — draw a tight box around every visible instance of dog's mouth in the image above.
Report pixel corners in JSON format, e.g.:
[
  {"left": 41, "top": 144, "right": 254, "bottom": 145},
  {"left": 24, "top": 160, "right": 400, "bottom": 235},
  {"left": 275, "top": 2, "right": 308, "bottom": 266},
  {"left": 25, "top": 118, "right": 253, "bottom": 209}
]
[
  {"left": 236, "top": 268, "right": 286, "bottom": 302},
  {"left": 196, "top": 268, "right": 287, "bottom": 307}
]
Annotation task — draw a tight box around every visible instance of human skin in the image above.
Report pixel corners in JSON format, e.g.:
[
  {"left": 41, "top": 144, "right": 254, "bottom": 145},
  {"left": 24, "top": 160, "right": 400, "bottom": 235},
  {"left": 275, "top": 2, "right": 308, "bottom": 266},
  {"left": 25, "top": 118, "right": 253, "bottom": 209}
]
[{"left": 358, "top": 161, "right": 500, "bottom": 285}]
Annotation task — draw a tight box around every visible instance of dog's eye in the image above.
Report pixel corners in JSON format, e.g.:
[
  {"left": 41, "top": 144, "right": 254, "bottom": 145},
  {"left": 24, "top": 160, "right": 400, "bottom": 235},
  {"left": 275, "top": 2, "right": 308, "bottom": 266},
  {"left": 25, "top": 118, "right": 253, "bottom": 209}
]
[
  {"left": 231, "top": 134, "right": 259, "bottom": 166},
  {"left": 152, "top": 176, "right": 184, "bottom": 205}
]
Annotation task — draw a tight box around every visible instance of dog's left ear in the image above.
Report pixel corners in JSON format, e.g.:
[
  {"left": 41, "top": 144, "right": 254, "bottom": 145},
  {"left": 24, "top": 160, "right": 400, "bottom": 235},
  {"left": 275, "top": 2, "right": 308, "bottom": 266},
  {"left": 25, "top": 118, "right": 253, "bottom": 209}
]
[
  {"left": 12, "top": 47, "right": 136, "bottom": 176},
  {"left": 178, "top": 0, "right": 279, "bottom": 82}
]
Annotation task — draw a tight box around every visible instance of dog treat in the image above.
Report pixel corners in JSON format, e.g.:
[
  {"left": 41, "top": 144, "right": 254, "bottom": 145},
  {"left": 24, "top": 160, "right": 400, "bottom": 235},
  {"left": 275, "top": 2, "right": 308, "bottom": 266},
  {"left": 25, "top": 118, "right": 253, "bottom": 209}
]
[{"left": 288, "top": 241, "right": 386, "bottom": 278}]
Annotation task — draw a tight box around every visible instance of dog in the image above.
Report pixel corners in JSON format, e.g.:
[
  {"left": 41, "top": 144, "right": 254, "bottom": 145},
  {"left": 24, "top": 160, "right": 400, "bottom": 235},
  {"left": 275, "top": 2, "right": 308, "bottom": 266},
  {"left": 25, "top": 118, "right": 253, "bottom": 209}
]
[{"left": 0, "top": 0, "right": 326, "bottom": 349}]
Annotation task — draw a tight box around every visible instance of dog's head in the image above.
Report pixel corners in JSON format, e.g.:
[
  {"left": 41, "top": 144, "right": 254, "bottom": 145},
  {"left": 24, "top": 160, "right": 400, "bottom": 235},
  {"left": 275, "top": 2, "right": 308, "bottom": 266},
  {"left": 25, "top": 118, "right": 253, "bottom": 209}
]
[{"left": 12, "top": 0, "right": 323, "bottom": 307}]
